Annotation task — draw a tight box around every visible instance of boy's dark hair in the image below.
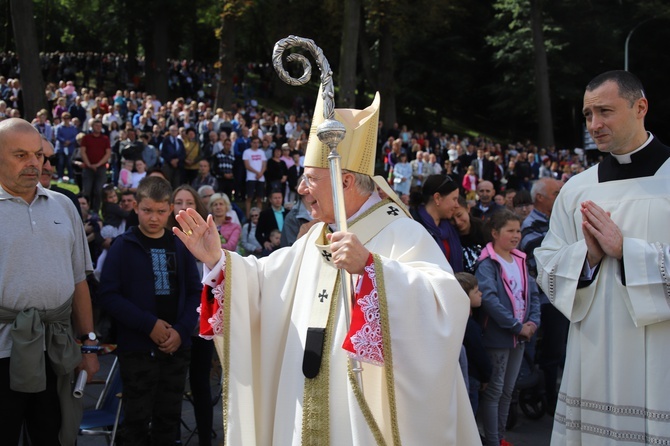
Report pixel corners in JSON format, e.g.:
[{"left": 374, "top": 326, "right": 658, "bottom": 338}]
[
  {"left": 147, "top": 166, "right": 167, "bottom": 178},
  {"left": 135, "top": 176, "right": 172, "bottom": 204},
  {"left": 455, "top": 272, "right": 478, "bottom": 295}
]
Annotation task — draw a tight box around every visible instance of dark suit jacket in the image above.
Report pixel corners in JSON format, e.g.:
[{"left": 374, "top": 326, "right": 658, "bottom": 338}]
[
  {"left": 160, "top": 136, "right": 186, "bottom": 167},
  {"left": 470, "top": 157, "right": 495, "bottom": 183},
  {"left": 287, "top": 164, "right": 304, "bottom": 193},
  {"left": 256, "top": 206, "right": 289, "bottom": 246}
]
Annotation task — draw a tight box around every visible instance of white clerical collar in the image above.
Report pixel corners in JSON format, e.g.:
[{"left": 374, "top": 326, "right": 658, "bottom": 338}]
[
  {"left": 328, "top": 191, "right": 381, "bottom": 231},
  {"left": 611, "top": 132, "right": 653, "bottom": 164}
]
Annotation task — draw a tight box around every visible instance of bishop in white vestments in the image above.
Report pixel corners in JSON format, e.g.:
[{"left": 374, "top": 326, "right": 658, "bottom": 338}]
[{"left": 174, "top": 91, "right": 480, "bottom": 445}]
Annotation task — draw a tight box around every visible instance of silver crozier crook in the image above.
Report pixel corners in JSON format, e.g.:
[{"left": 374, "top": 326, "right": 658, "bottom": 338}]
[{"left": 272, "top": 35, "right": 364, "bottom": 389}]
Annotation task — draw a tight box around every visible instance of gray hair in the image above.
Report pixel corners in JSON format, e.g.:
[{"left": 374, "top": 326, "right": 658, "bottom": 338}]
[
  {"left": 198, "top": 185, "right": 215, "bottom": 197},
  {"left": 347, "top": 171, "right": 376, "bottom": 195},
  {"left": 208, "top": 192, "right": 232, "bottom": 213},
  {"left": 530, "top": 178, "right": 551, "bottom": 204}
]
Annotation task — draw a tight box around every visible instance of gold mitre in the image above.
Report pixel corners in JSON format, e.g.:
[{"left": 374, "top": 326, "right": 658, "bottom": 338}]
[{"left": 304, "top": 88, "right": 381, "bottom": 176}]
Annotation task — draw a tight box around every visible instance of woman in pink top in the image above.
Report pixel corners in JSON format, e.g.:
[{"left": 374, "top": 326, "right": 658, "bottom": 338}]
[{"left": 209, "top": 192, "right": 241, "bottom": 251}]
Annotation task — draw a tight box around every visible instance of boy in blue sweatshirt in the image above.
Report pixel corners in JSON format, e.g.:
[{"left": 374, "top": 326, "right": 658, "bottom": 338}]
[{"left": 99, "top": 176, "right": 201, "bottom": 445}]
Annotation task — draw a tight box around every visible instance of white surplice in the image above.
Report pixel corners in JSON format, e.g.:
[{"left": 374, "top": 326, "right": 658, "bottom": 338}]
[
  {"left": 204, "top": 199, "right": 480, "bottom": 445},
  {"left": 535, "top": 161, "right": 670, "bottom": 445}
]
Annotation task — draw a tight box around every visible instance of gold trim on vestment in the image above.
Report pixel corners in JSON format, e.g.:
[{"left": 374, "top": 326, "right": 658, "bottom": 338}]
[
  {"left": 347, "top": 254, "right": 402, "bottom": 445},
  {"left": 302, "top": 279, "right": 340, "bottom": 445},
  {"left": 308, "top": 199, "right": 404, "bottom": 445},
  {"left": 375, "top": 253, "right": 401, "bottom": 445},
  {"left": 349, "top": 198, "right": 393, "bottom": 227},
  {"left": 221, "top": 250, "right": 233, "bottom": 441}
]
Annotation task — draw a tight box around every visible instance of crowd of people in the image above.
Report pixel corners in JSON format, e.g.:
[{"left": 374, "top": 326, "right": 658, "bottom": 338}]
[
  {"left": 1, "top": 50, "right": 274, "bottom": 115},
  {"left": 0, "top": 70, "right": 593, "bottom": 445},
  {"left": 3, "top": 64, "right": 665, "bottom": 446}
]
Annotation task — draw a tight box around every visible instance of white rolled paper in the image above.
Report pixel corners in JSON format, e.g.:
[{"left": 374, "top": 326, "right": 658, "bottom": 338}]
[{"left": 73, "top": 370, "right": 87, "bottom": 398}]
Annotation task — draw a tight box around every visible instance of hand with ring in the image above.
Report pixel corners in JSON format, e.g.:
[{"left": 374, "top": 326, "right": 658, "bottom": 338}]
[{"left": 173, "top": 208, "right": 223, "bottom": 269}]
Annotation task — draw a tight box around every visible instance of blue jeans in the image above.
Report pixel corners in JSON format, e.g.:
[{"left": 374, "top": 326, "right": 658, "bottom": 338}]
[
  {"left": 480, "top": 344, "right": 525, "bottom": 446},
  {"left": 56, "top": 150, "right": 75, "bottom": 180}
]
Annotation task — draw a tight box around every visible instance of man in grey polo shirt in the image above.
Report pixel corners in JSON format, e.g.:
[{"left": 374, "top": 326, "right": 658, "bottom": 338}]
[{"left": 0, "top": 118, "right": 99, "bottom": 445}]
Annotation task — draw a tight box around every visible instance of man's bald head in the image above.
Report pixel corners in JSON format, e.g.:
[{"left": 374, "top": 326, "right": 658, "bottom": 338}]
[
  {"left": 0, "top": 118, "right": 43, "bottom": 202},
  {"left": 476, "top": 181, "right": 495, "bottom": 205},
  {"left": 0, "top": 118, "right": 39, "bottom": 152}
]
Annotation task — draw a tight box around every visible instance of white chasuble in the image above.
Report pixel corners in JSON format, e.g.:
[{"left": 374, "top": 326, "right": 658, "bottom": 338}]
[
  {"left": 205, "top": 199, "right": 480, "bottom": 445},
  {"left": 536, "top": 161, "right": 670, "bottom": 445}
]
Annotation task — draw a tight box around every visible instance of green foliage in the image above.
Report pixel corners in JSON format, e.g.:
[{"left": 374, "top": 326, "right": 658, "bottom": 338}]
[
  {"left": 485, "top": 0, "right": 565, "bottom": 122},
  {"left": 5, "top": 0, "right": 670, "bottom": 147}
]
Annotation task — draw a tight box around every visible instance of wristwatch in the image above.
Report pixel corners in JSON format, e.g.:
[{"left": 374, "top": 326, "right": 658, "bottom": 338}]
[{"left": 79, "top": 332, "right": 98, "bottom": 343}]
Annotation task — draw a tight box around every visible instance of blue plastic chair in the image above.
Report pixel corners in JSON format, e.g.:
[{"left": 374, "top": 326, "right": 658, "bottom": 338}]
[{"left": 78, "top": 357, "right": 124, "bottom": 445}]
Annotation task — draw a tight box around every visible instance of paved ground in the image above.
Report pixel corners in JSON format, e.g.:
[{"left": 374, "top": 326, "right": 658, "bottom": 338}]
[
  {"left": 77, "top": 354, "right": 224, "bottom": 445},
  {"left": 78, "top": 354, "right": 552, "bottom": 445},
  {"left": 504, "top": 410, "right": 553, "bottom": 446}
]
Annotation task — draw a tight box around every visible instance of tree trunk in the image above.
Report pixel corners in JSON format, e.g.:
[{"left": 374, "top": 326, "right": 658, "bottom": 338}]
[
  {"left": 124, "top": 0, "right": 139, "bottom": 88},
  {"left": 150, "top": 6, "right": 169, "bottom": 102},
  {"left": 338, "top": 0, "right": 360, "bottom": 108},
  {"left": 142, "top": 24, "right": 154, "bottom": 93},
  {"left": 377, "top": 18, "right": 396, "bottom": 130},
  {"left": 357, "top": 7, "right": 377, "bottom": 92},
  {"left": 3, "top": 0, "right": 12, "bottom": 51},
  {"left": 215, "top": 12, "right": 236, "bottom": 111},
  {"left": 10, "top": 0, "right": 45, "bottom": 120},
  {"left": 530, "top": 0, "right": 555, "bottom": 148}
]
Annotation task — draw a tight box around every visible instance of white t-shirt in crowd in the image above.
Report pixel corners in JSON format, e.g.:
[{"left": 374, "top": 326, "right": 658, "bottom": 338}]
[{"left": 243, "top": 148, "right": 267, "bottom": 181}]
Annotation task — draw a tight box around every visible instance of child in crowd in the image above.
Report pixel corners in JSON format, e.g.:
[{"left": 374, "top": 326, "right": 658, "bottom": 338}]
[
  {"left": 98, "top": 176, "right": 201, "bottom": 445},
  {"left": 261, "top": 228, "right": 282, "bottom": 257},
  {"left": 94, "top": 185, "right": 130, "bottom": 281},
  {"left": 100, "top": 185, "right": 129, "bottom": 234},
  {"left": 118, "top": 158, "right": 134, "bottom": 191},
  {"left": 475, "top": 209, "right": 540, "bottom": 446},
  {"left": 455, "top": 272, "right": 492, "bottom": 416},
  {"left": 462, "top": 165, "right": 478, "bottom": 201},
  {"left": 77, "top": 194, "right": 103, "bottom": 266},
  {"left": 240, "top": 207, "right": 263, "bottom": 256},
  {"left": 131, "top": 158, "right": 147, "bottom": 191}
]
